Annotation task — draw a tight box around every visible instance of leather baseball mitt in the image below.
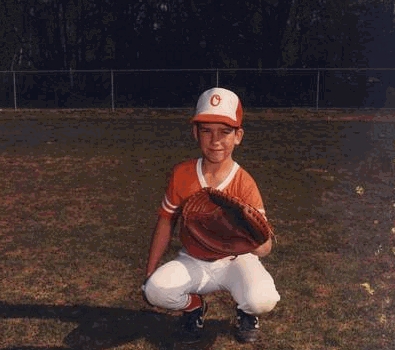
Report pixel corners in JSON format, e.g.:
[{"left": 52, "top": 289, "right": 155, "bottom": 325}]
[{"left": 179, "top": 187, "right": 274, "bottom": 261}]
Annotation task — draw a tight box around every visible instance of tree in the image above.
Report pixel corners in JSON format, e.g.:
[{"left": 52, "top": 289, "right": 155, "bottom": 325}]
[
  {"left": 0, "top": 0, "right": 25, "bottom": 70},
  {"left": 277, "top": 0, "right": 393, "bottom": 68},
  {"left": 2, "top": 0, "right": 395, "bottom": 71}
]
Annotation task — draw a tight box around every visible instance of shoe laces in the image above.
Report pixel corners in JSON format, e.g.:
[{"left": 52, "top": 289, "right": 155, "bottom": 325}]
[
  {"left": 182, "top": 302, "right": 206, "bottom": 331},
  {"left": 237, "top": 310, "right": 259, "bottom": 330}
]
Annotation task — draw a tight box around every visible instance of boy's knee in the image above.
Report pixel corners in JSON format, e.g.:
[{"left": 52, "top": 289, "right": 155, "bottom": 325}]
[
  {"left": 243, "top": 290, "right": 280, "bottom": 315},
  {"left": 250, "top": 298, "right": 279, "bottom": 315},
  {"left": 143, "top": 274, "right": 189, "bottom": 310},
  {"left": 143, "top": 276, "right": 168, "bottom": 308}
]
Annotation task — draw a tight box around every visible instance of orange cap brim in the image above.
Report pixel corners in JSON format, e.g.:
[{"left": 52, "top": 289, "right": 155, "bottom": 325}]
[{"left": 190, "top": 114, "right": 241, "bottom": 128}]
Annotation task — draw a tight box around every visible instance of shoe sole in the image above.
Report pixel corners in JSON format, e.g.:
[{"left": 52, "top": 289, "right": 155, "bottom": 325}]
[{"left": 235, "top": 329, "right": 260, "bottom": 343}]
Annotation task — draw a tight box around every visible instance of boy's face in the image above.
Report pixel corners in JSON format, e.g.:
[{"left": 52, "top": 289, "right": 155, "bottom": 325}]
[{"left": 193, "top": 122, "right": 244, "bottom": 164}]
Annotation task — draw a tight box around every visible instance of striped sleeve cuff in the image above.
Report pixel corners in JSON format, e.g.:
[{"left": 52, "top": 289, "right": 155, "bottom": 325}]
[{"left": 161, "top": 195, "right": 178, "bottom": 215}]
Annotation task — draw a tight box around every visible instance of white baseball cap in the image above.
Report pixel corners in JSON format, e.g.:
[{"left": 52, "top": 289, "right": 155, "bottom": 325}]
[{"left": 191, "top": 87, "right": 243, "bottom": 127}]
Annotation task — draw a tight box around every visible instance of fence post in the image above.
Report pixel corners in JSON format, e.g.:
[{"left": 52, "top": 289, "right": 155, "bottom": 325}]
[
  {"left": 111, "top": 69, "right": 115, "bottom": 111},
  {"left": 13, "top": 71, "right": 17, "bottom": 110},
  {"left": 316, "top": 69, "right": 320, "bottom": 110}
]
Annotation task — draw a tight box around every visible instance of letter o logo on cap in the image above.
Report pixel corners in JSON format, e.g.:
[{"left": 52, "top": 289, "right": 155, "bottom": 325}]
[{"left": 210, "top": 94, "right": 221, "bottom": 107}]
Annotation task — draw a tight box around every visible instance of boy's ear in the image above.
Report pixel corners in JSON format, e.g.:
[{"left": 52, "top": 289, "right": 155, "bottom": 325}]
[
  {"left": 192, "top": 124, "right": 199, "bottom": 141},
  {"left": 234, "top": 128, "right": 244, "bottom": 145}
]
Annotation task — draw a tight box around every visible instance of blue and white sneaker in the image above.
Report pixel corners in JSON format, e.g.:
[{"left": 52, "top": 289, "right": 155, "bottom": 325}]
[
  {"left": 235, "top": 308, "right": 260, "bottom": 343},
  {"left": 178, "top": 300, "right": 208, "bottom": 343}
]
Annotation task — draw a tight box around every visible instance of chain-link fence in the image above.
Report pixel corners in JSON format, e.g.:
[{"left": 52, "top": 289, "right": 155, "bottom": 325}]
[{"left": 1, "top": 68, "right": 395, "bottom": 110}]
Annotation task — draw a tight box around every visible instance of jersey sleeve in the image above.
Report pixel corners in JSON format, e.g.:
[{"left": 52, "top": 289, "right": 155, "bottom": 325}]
[
  {"left": 242, "top": 180, "right": 266, "bottom": 215},
  {"left": 157, "top": 159, "right": 201, "bottom": 220},
  {"left": 157, "top": 166, "right": 182, "bottom": 220}
]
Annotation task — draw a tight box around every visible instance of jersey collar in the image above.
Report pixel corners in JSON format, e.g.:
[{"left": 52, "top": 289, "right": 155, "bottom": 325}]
[{"left": 196, "top": 158, "right": 240, "bottom": 190}]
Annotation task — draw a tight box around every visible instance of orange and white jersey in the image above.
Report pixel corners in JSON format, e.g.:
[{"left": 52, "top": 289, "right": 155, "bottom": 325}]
[{"left": 159, "top": 158, "right": 266, "bottom": 220}]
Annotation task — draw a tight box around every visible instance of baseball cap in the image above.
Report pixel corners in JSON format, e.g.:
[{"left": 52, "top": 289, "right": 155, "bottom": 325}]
[{"left": 191, "top": 87, "right": 243, "bottom": 128}]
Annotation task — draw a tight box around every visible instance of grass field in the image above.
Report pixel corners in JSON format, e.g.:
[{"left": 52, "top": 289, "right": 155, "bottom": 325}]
[{"left": 0, "top": 108, "right": 394, "bottom": 349}]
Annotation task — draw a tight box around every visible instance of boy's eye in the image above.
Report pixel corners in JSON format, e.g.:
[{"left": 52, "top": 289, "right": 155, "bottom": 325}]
[{"left": 198, "top": 127, "right": 234, "bottom": 134}]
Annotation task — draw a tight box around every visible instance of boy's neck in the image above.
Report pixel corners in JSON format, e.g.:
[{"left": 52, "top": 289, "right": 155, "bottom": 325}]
[
  {"left": 201, "top": 157, "right": 235, "bottom": 188},
  {"left": 201, "top": 157, "right": 234, "bottom": 177}
]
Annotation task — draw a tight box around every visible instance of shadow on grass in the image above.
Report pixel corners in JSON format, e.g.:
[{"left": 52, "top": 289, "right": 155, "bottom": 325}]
[{"left": 0, "top": 302, "right": 220, "bottom": 350}]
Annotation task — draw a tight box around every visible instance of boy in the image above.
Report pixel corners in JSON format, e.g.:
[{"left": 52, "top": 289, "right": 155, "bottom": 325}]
[{"left": 143, "top": 87, "right": 280, "bottom": 343}]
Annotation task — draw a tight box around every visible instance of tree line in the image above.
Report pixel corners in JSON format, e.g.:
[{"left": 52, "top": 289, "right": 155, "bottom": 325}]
[{"left": 1, "top": 0, "right": 394, "bottom": 71}]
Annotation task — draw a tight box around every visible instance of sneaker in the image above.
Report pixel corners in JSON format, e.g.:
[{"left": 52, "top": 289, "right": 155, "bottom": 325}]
[
  {"left": 235, "top": 308, "right": 260, "bottom": 343},
  {"left": 178, "top": 300, "right": 208, "bottom": 343}
]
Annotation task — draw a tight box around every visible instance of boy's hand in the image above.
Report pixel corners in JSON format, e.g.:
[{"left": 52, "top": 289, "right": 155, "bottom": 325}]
[{"left": 251, "top": 237, "right": 272, "bottom": 257}]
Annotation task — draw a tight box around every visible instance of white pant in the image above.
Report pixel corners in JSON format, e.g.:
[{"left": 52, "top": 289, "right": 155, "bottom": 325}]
[{"left": 145, "top": 250, "right": 280, "bottom": 315}]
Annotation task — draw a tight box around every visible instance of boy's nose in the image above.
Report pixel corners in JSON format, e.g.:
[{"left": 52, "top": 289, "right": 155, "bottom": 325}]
[
  {"left": 211, "top": 134, "right": 220, "bottom": 144},
  {"left": 210, "top": 132, "right": 221, "bottom": 144}
]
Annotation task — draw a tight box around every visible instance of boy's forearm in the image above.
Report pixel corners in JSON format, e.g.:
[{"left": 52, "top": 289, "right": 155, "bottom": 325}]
[{"left": 145, "top": 216, "right": 174, "bottom": 277}]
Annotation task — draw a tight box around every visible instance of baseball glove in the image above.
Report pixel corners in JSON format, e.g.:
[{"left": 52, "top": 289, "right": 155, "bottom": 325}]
[{"left": 179, "top": 187, "right": 274, "bottom": 261}]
